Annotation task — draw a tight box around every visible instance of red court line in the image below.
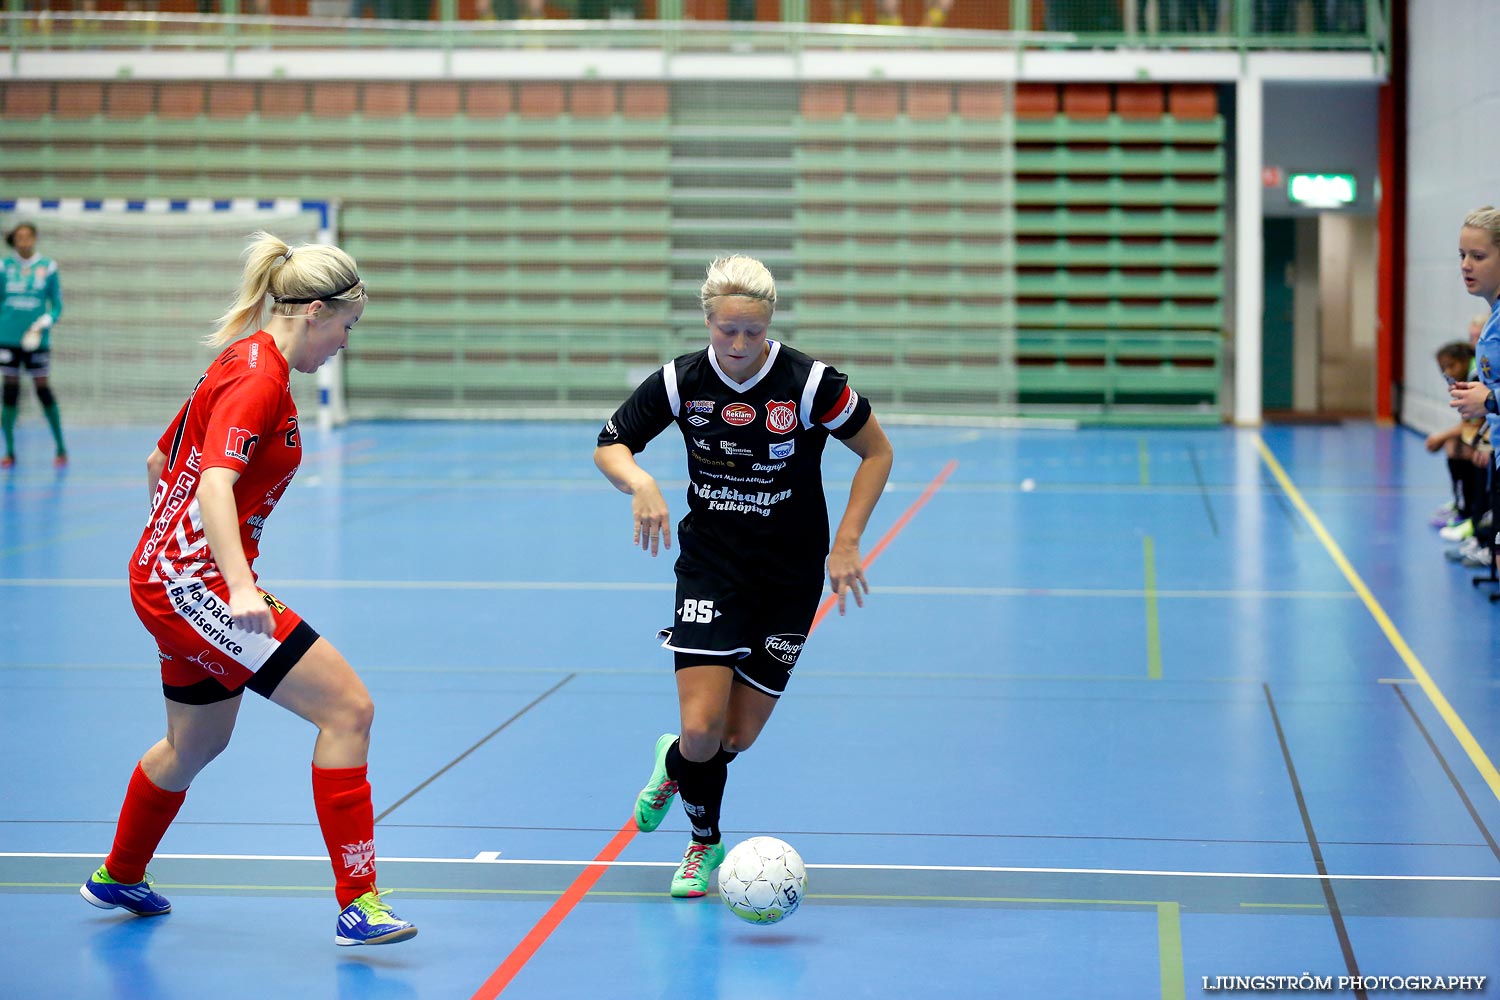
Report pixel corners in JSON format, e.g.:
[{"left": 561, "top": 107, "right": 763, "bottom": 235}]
[
  {"left": 810, "top": 459, "right": 958, "bottom": 632},
  {"left": 470, "top": 458, "right": 959, "bottom": 1000},
  {"left": 469, "top": 818, "right": 638, "bottom": 999}
]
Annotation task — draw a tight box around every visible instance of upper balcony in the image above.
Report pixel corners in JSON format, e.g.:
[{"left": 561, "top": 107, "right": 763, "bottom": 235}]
[{"left": 0, "top": 0, "right": 1390, "bottom": 69}]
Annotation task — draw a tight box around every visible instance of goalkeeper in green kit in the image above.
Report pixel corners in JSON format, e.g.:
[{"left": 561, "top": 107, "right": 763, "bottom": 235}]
[{"left": 0, "top": 221, "right": 66, "bottom": 468}]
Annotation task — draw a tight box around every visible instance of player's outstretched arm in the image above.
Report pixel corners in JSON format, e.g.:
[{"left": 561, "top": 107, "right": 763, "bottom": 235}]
[
  {"left": 594, "top": 442, "right": 673, "bottom": 556},
  {"left": 827, "top": 415, "right": 894, "bottom": 615}
]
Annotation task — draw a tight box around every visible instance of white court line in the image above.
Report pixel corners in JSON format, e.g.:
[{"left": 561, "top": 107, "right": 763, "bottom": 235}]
[
  {"left": 4, "top": 852, "right": 1497, "bottom": 881},
  {"left": 0, "top": 578, "right": 1356, "bottom": 599}
]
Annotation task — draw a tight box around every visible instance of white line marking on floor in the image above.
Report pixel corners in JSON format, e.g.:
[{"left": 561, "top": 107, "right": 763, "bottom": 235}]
[{"left": 4, "top": 852, "right": 1496, "bottom": 881}]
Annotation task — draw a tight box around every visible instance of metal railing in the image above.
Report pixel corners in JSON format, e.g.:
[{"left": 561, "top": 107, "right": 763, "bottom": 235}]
[{"left": 1, "top": 0, "right": 1388, "bottom": 61}]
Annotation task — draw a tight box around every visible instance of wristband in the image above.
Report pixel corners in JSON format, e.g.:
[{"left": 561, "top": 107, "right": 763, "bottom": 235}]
[{"left": 1487, "top": 392, "right": 1498, "bottom": 415}]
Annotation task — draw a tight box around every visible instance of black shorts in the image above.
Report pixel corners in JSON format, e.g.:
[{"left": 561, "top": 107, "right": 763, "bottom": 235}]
[
  {"left": 0, "top": 346, "right": 49, "bottom": 377},
  {"left": 657, "top": 554, "right": 823, "bottom": 698}
]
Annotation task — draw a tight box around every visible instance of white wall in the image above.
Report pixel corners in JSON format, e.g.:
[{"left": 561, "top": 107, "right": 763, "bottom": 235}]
[{"left": 1405, "top": 0, "right": 1500, "bottom": 433}]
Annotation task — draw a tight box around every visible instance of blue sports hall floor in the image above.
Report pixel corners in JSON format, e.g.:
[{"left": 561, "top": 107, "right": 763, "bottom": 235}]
[{"left": 1, "top": 418, "right": 1497, "bottom": 999}]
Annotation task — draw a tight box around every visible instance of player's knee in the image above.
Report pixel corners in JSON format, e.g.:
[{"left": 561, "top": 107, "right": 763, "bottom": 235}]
[
  {"left": 721, "top": 731, "right": 758, "bottom": 754},
  {"left": 34, "top": 384, "right": 54, "bottom": 407},
  {"left": 678, "top": 724, "right": 724, "bottom": 761},
  {"left": 169, "top": 732, "right": 232, "bottom": 772},
  {"left": 333, "top": 692, "right": 375, "bottom": 737},
  {"left": 1, "top": 382, "right": 18, "bottom": 406},
  {"left": 723, "top": 728, "right": 768, "bottom": 749}
]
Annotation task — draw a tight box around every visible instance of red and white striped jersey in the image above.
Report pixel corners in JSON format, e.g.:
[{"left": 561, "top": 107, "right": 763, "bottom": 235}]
[{"left": 130, "top": 331, "right": 301, "bottom": 584}]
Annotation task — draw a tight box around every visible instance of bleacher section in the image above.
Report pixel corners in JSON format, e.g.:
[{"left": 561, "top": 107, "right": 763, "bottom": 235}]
[{"left": 0, "top": 78, "right": 1224, "bottom": 422}]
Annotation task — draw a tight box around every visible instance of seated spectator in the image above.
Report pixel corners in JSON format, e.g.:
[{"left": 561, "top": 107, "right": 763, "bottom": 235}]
[
  {"left": 922, "top": 0, "right": 951, "bottom": 26},
  {"left": 831, "top": 0, "right": 865, "bottom": 23},
  {"left": 1428, "top": 338, "right": 1489, "bottom": 547}
]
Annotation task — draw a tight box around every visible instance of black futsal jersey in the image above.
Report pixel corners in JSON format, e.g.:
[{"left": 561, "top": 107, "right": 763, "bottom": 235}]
[{"left": 598, "top": 340, "right": 872, "bottom": 574}]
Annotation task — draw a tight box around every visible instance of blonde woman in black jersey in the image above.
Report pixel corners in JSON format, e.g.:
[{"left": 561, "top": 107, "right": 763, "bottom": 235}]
[{"left": 595, "top": 255, "right": 894, "bottom": 896}]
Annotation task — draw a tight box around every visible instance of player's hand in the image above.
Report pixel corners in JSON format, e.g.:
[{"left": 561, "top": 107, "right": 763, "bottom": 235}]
[
  {"left": 826, "top": 540, "right": 869, "bottom": 616},
  {"left": 631, "top": 480, "right": 672, "bottom": 556},
  {"left": 228, "top": 586, "right": 275, "bottom": 636},
  {"left": 19, "top": 324, "right": 42, "bottom": 352},
  {"left": 1451, "top": 381, "right": 1492, "bottom": 420}
]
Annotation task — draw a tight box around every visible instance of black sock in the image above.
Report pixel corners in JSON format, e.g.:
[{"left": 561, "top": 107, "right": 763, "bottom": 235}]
[
  {"left": 665, "top": 742, "right": 737, "bottom": 845},
  {"left": 1448, "top": 459, "right": 1468, "bottom": 514}
]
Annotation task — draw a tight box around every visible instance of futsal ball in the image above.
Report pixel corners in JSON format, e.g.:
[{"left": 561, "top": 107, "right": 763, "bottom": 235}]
[{"left": 718, "top": 836, "right": 807, "bottom": 925}]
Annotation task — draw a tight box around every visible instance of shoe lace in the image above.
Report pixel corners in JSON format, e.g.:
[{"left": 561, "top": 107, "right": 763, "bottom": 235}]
[
  {"left": 650, "top": 779, "right": 678, "bottom": 808},
  {"left": 353, "top": 893, "right": 399, "bottom": 923},
  {"left": 679, "top": 844, "right": 710, "bottom": 878}
]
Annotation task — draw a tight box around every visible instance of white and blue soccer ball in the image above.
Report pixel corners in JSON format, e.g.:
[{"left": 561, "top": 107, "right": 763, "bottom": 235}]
[{"left": 718, "top": 836, "right": 807, "bottom": 925}]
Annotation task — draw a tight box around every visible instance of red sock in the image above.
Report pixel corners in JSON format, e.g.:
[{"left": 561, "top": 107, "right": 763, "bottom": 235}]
[
  {"left": 312, "top": 763, "right": 377, "bottom": 909},
  {"left": 104, "top": 762, "right": 187, "bottom": 885}
]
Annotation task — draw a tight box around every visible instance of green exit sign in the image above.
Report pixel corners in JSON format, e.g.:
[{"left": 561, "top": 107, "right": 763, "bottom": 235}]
[{"left": 1287, "top": 173, "right": 1356, "bottom": 207}]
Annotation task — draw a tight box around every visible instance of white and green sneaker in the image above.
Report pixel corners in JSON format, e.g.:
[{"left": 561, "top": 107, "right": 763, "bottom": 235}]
[
  {"left": 634, "top": 733, "right": 679, "bottom": 833},
  {"left": 670, "top": 841, "right": 726, "bottom": 898}
]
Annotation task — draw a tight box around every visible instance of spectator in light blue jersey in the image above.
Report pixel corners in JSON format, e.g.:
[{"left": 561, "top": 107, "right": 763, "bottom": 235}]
[
  {"left": 1449, "top": 207, "right": 1500, "bottom": 570},
  {"left": 0, "top": 221, "right": 66, "bottom": 468}
]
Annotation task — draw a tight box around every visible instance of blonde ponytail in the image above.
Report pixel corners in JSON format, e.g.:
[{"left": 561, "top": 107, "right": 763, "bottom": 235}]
[{"left": 207, "top": 231, "right": 364, "bottom": 347}]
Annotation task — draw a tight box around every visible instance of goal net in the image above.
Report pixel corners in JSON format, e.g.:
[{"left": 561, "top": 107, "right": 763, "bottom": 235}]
[{"left": 0, "top": 198, "right": 339, "bottom": 427}]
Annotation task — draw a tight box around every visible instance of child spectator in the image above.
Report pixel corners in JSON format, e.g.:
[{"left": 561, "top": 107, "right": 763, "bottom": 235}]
[{"left": 1427, "top": 339, "right": 1490, "bottom": 548}]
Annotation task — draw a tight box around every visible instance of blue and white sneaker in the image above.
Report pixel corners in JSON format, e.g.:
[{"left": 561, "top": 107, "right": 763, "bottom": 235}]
[
  {"left": 80, "top": 865, "right": 172, "bottom": 916},
  {"left": 334, "top": 891, "right": 418, "bottom": 947}
]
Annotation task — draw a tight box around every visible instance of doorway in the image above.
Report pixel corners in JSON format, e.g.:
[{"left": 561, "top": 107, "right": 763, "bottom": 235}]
[{"left": 1261, "top": 213, "right": 1378, "bottom": 418}]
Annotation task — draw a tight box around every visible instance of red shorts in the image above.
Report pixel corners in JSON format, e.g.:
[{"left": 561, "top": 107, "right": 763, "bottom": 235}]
[{"left": 130, "top": 575, "right": 320, "bottom": 704}]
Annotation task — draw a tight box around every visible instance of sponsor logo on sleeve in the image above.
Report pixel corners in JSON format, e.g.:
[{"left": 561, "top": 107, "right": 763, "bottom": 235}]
[
  {"left": 769, "top": 440, "right": 796, "bottom": 460},
  {"left": 833, "top": 389, "right": 860, "bottom": 423},
  {"left": 224, "top": 427, "right": 259, "bottom": 463},
  {"left": 722, "top": 402, "right": 756, "bottom": 426},
  {"left": 765, "top": 400, "right": 798, "bottom": 434}
]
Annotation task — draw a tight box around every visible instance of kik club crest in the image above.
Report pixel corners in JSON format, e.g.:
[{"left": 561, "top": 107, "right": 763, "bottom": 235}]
[{"left": 765, "top": 400, "right": 798, "bottom": 435}]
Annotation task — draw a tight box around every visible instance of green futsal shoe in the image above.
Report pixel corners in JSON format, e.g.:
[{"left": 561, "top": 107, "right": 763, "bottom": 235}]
[
  {"left": 670, "top": 841, "right": 726, "bottom": 898},
  {"left": 634, "top": 733, "right": 679, "bottom": 833}
]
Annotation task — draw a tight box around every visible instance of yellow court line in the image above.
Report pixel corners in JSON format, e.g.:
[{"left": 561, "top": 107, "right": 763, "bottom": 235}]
[
  {"left": 1158, "top": 902, "right": 1186, "bottom": 1000},
  {"left": 1257, "top": 436, "right": 1500, "bottom": 803},
  {"left": 1144, "top": 535, "right": 1162, "bottom": 680}
]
